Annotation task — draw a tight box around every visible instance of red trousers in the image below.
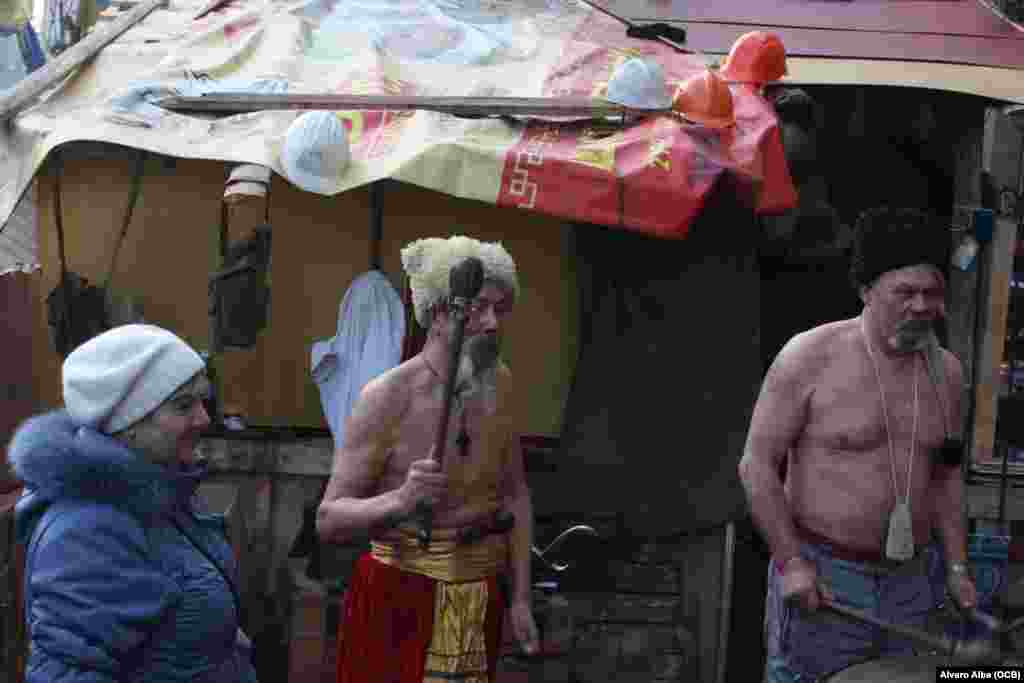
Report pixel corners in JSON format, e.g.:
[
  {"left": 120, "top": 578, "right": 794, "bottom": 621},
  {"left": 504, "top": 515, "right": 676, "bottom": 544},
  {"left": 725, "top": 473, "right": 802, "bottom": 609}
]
[{"left": 336, "top": 554, "right": 505, "bottom": 683}]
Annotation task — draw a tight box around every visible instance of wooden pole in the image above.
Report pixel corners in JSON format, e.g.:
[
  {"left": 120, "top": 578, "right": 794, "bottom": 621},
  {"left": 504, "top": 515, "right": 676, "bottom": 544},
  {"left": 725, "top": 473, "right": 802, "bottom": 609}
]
[
  {"left": 155, "top": 93, "right": 655, "bottom": 119},
  {"left": 0, "top": 0, "right": 169, "bottom": 123}
]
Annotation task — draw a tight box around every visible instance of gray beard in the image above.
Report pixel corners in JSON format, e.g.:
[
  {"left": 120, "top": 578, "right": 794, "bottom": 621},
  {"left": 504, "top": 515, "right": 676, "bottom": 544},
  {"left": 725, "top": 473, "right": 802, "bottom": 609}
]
[
  {"left": 890, "top": 322, "right": 934, "bottom": 353},
  {"left": 454, "top": 333, "right": 500, "bottom": 403}
]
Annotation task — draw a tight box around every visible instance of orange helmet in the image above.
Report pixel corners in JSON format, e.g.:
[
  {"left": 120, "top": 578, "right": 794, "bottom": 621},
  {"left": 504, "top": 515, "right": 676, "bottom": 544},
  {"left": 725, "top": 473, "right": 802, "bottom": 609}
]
[
  {"left": 720, "top": 31, "right": 787, "bottom": 84},
  {"left": 672, "top": 69, "right": 735, "bottom": 129}
]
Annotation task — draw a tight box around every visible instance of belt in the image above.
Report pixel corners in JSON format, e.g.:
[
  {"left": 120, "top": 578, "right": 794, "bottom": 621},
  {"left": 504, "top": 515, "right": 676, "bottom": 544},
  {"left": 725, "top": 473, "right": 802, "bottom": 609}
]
[{"left": 794, "top": 523, "right": 921, "bottom": 571}]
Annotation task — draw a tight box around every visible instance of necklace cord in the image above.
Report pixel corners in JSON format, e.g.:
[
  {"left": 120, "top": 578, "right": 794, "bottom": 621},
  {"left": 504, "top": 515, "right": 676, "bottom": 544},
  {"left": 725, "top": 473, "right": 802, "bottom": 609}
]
[{"left": 863, "top": 319, "right": 920, "bottom": 504}]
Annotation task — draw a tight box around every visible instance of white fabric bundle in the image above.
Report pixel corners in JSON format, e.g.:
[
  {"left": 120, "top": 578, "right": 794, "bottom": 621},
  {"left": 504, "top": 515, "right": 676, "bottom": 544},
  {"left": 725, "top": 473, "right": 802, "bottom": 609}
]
[{"left": 310, "top": 271, "right": 406, "bottom": 447}]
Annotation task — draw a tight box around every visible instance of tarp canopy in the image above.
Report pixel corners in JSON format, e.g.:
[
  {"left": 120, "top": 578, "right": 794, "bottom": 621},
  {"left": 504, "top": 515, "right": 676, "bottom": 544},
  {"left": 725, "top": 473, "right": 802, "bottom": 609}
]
[{"left": 0, "top": 0, "right": 799, "bottom": 271}]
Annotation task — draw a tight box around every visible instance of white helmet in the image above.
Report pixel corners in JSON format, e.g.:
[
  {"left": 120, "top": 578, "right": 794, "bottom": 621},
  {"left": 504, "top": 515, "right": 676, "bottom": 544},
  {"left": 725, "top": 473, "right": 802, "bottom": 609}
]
[
  {"left": 281, "top": 111, "right": 351, "bottom": 195},
  {"left": 605, "top": 57, "right": 672, "bottom": 110}
]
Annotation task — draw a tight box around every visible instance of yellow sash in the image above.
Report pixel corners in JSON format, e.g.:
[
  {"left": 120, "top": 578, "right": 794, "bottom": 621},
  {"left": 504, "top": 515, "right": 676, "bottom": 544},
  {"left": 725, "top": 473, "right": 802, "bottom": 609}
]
[
  {"left": 424, "top": 580, "right": 492, "bottom": 683},
  {"left": 370, "top": 528, "right": 509, "bottom": 583}
]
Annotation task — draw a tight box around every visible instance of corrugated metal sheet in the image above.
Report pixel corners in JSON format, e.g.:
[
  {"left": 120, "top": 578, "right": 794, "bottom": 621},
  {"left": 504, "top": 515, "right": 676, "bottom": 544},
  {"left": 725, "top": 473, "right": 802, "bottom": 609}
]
[
  {"left": 683, "top": 21, "right": 1024, "bottom": 69},
  {"left": 605, "top": 0, "right": 1024, "bottom": 68},
  {"left": 615, "top": 0, "right": 1020, "bottom": 37}
]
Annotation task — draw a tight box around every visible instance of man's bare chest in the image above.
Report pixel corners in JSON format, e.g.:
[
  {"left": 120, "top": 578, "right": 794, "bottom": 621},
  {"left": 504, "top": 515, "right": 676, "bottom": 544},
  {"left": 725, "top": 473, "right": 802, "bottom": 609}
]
[
  {"left": 805, "top": 370, "right": 948, "bottom": 455},
  {"left": 385, "top": 393, "right": 509, "bottom": 486}
]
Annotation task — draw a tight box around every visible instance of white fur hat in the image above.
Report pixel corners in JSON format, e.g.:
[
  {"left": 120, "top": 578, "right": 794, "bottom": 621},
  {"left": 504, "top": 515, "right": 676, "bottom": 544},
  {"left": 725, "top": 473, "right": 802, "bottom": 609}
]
[
  {"left": 63, "top": 324, "right": 205, "bottom": 434},
  {"left": 400, "top": 236, "right": 519, "bottom": 328}
]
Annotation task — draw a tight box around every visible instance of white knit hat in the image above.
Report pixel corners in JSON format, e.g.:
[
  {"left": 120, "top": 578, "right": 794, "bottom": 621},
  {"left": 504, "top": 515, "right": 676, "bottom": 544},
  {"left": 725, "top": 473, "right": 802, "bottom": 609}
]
[
  {"left": 63, "top": 324, "right": 206, "bottom": 434},
  {"left": 400, "top": 236, "right": 519, "bottom": 328}
]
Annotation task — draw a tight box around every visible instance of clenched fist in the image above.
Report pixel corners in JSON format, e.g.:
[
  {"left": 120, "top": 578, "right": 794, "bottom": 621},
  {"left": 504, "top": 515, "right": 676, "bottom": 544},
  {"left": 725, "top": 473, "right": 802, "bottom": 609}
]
[
  {"left": 399, "top": 457, "right": 448, "bottom": 512},
  {"left": 780, "top": 556, "right": 824, "bottom": 612}
]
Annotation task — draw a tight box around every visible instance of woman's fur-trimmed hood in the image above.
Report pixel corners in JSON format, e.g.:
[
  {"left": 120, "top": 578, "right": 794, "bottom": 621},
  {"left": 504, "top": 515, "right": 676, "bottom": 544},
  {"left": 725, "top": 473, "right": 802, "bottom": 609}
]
[{"left": 7, "top": 410, "right": 204, "bottom": 543}]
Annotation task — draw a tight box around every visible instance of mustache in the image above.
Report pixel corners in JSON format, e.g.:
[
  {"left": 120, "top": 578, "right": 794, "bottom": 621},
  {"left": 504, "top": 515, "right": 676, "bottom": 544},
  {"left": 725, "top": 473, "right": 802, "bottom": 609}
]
[{"left": 898, "top": 320, "right": 933, "bottom": 334}]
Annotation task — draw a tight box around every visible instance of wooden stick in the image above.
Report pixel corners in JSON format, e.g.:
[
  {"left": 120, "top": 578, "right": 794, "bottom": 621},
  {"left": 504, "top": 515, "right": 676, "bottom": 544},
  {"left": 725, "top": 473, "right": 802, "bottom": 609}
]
[
  {"left": 155, "top": 93, "right": 661, "bottom": 119},
  {"left": 573, "top": 0, "right": 689, "bottom": 54},
  {"left": 0, "top": 0, "right": 169, "bottom": 123},
  {"left": 193, "top": 0, "right": 234, "bottom": 21}
]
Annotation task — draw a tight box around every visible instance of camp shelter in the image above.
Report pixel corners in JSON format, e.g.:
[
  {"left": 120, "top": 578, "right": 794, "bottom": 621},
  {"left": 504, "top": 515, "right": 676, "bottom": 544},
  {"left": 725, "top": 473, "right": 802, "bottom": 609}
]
[
  {"left": 0, "top": 0, "right": 799, "bottom": 680},
  {"left": 1, "top": 1, "right": 1023, "bottom": 682}
]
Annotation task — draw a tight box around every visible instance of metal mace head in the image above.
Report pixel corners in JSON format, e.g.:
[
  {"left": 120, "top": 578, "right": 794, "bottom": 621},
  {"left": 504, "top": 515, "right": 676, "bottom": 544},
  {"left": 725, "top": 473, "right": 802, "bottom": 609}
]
[{"left": 449, "top": 256, "right": 485, "bottom": 309}]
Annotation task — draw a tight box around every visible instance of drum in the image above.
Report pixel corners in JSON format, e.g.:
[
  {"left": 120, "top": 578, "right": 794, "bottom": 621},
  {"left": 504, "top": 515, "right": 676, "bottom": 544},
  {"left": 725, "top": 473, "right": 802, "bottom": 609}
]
[{"left": 828, "top": 655, "right": 1024, "bottom": 682}]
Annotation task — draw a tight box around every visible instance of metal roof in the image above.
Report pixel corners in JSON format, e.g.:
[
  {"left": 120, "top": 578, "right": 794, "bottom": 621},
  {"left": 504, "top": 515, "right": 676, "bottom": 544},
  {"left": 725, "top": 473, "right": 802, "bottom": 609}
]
[{"left": 606, "top": 0, "right": 1024, "bottom": 69}]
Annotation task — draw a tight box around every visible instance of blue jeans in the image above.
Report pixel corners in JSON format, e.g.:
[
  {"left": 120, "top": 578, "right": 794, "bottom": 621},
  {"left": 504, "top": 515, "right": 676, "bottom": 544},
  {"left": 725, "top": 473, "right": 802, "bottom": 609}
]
[{"left": 763, "top": 540, "right": 946, "bottom": 682}]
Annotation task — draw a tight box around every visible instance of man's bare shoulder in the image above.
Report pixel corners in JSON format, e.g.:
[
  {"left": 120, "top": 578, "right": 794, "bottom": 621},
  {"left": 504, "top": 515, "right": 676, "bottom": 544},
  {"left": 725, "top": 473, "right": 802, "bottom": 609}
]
[
  {"left": 765, "top": 318, "right": 859, "bottom": 391},
  {"left": 353, "top": 359, "right": 423, "bottom": 425}
]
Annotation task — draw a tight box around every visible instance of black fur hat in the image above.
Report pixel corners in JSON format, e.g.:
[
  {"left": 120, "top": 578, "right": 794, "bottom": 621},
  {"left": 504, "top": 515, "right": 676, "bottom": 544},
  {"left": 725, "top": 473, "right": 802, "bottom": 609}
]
[{"left": 849, "top": 207, "right": 950, "bottom": 290}]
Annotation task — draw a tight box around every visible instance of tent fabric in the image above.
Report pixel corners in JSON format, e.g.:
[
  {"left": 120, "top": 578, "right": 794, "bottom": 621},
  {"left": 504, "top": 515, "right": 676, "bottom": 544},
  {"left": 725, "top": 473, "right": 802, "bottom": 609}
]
[
  {"left": 0, "top": 0, "right": 797, "bottom": 265},
  {"left": 311, "top": 270, "right": 406, "bottom": 449},
  {"left": 536, "top": 172, "right": 762, "bottom": 536}
]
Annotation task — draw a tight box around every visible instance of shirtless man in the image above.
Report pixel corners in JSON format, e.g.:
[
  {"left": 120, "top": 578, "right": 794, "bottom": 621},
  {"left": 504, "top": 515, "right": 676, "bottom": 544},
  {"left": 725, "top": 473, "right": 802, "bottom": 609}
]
[
  {"left": 739, "top": 207, "right": 978, "bottom": 681},
  {"left": 317, "top": 236, "right": 538, "bottom": 683}
]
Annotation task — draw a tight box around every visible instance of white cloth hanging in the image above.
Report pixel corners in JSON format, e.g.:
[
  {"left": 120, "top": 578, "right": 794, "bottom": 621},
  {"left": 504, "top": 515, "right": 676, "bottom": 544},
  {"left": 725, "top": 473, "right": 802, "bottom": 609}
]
[{"left": 311, "top": 270, "right": 406, "bottom": 448}]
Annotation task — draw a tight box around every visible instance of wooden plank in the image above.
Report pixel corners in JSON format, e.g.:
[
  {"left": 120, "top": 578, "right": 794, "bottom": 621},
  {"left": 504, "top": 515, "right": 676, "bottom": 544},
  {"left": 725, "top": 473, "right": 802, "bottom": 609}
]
[
  {"left": 200, "top": 435, "right": 559, "bottom": 478},
  {"left": 970, "top": 103, "right": 1023, "bottom": 467},
  {"left": 673, "top": 526, "right": 727, "bottom": 683},
  {"left": 263, "top": 470, "right": 322, "bottom": 609},
  {"left": 202, "top": 437, "right": 333, "bottom": 477},
  {"left": 154, "top": 93, "right": 655, "bottom": 120},
  {"left": 0, "top": 0, "right": 168, "bottom": 123},
  {"left": 971, "top": 214, "right": 1017, "bottom": 465},
  {"left": 946, "top": 108, "right": 986, "bottom": 439}
]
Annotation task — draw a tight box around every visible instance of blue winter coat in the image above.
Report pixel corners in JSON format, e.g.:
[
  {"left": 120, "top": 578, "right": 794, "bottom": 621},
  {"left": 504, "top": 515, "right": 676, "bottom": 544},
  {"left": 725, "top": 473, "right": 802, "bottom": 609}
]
[{"left": 7, "top": 411, "right": 258, "bottom": 683}]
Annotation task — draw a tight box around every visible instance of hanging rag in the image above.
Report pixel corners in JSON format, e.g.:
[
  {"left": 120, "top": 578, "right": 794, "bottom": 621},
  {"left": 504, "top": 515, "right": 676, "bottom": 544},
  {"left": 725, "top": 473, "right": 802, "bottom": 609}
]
[
  {"left": 208, "top": 223, "right": 273, "bottom": 349},
  {"left": 311, "top": 270, "right": 405, "bottom": 448}
]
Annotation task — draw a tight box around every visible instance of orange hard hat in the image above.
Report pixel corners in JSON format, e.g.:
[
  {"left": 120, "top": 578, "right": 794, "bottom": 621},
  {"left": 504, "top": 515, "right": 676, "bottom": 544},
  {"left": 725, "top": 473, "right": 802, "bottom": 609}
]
[
  {"left": 720, "top": 31, "right": 787, "bottom": 84},
  {"left": 672, "top": 69, "right": 735, "bottom": 129}
]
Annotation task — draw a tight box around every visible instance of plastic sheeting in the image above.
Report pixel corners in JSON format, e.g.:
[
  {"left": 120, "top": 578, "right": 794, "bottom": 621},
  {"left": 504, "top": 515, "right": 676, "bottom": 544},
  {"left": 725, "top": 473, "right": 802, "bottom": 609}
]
[{"left": 310, "top": 270, "right": 406, "bottom": 448}]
